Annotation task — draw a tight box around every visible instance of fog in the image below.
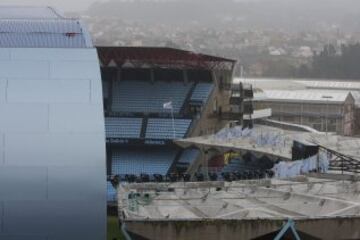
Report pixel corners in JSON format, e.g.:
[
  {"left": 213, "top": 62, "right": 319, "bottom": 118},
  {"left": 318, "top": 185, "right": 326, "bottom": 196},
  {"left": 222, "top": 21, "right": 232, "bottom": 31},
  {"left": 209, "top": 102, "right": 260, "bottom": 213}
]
[
  {"left": 0, "top": 0, "right": 101, "bottom": 11},
  {"left": 85, "top": 0, "right": 360, "bottom": 32}
]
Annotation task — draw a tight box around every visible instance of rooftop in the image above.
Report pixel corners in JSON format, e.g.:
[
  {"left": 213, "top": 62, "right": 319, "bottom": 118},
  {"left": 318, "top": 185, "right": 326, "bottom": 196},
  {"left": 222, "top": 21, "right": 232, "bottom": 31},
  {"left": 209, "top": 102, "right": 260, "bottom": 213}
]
[
  {"left": 97, "top": 46, "right": 236, "bottom": 70},
  {"left": 234, "top": 78, "right": 360, "bottom": 91},
  {"left": 263, "top": 90, "right": 352, "bottom": 104},
  {"left": 176, "top": 125, "right": 360, "bottom": 161},
  {"left": 118, "top": 176, "right": 360, "bottom": 221},
  {"left": 0, "top": 6, "right": 92, "bottom": 48},
  {"left": 233, "top": 78, "right": 307, "bottom": 90},
  {"left": 296, "top": 80, "right": 360, "bottom": 91}
]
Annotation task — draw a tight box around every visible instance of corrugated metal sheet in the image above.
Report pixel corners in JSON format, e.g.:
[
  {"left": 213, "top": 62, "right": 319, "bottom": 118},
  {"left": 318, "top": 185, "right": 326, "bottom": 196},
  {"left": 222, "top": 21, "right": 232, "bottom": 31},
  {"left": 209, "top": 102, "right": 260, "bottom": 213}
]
[
  {"left": 0, "top": 33, "right": 86, "bottom": 48},
  {"left": 296, "top": 80, "right": 360, "bottom": 90},
  {"left": 0, "top": 20, "right": 82, "bottom": 33},
  {"left": 264, "top": 90, "right": 350, "bottom": 103},
  {"left": 0, "top": 6, "right": 61, "bottom": 19},
  {"left": 0, "top": 7, "right": 92, "bottom": 48}
]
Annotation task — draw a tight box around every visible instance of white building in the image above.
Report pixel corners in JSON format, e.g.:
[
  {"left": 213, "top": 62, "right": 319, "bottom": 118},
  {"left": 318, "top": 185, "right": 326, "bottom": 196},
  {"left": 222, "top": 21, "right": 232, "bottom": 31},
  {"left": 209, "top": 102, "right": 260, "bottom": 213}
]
[
  {"left": 234, "top": 78, "right": 358, "bottom": 136},
  {"left": 0, "top": 6, "right": 106, "bottom": 240}
]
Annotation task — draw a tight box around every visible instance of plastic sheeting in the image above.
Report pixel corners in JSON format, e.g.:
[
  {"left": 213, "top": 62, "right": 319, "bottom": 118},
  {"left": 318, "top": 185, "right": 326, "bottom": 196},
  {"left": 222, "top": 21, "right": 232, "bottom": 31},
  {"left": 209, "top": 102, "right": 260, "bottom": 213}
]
[
  {"left": 272, "top": 153, "right": 330, "bottom": 178},
  {"left": 215, "top": 126, "right": 292, "bottom": 151}
]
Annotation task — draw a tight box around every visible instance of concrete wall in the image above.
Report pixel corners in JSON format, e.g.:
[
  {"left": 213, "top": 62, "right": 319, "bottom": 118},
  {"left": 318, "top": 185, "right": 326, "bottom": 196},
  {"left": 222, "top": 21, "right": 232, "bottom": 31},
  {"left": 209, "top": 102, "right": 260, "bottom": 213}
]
[
  {"left": 0, "top": 48, "right": 106, "bottom": 240},
  {"left": 125, "top": 217, "right": 360, "bottom": 240},
  {"left": 189, "top": 71, "right": 233, "bottom": 138}
]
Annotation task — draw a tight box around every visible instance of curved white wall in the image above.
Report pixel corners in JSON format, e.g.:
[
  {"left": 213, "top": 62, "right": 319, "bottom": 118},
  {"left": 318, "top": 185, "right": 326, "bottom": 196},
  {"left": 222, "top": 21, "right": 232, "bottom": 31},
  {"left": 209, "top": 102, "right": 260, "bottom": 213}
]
[{"left": 0, "top": 48, "right": 106, "bottom": 240}]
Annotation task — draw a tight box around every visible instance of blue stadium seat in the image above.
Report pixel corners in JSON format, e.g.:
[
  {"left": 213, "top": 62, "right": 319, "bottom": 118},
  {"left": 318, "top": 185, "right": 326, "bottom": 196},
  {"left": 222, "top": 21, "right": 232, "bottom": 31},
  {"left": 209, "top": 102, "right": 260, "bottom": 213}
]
[
  {"left": 107, "top": 181, "right": 117, "bottom": 202},
  {"left": 222, "top": 158, "right": 258, "bottom": 173},
  {"left": 178, "top": 148, "right": 200, "bottom": 165},
  {"left": 105, "top": 117, "right": 142, "bottom": 139},
  {"left": 146, "top": 118, "right": 192, "bottom": 139},
  {"left": 190, "top": 83, "right": 214, "bottom": 103},
  {"left": 112, "top": 81, "right": 192, "bottom": 113},
  {"left": 111, "top": 148, "right": 177, "bottom": 176}
]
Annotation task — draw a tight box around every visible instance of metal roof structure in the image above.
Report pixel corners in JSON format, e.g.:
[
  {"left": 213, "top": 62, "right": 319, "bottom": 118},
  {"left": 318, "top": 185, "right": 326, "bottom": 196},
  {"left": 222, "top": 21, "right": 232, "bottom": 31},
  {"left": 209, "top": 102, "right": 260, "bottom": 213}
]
[
  {"left": 233, "top": 78, "right": 307, "bottom": 90},
  {"left": 175, "top": 124, "right": 360, "bottom": 162},
  {"left": 0, "top": 6, "right": 93, "bottom": 48},
  {"left": 97, "top": 46, "right": 236, "bottom": 70},
  {"left": 234, "top": 78, "right": 360, "bottom": 91},
  {"left": 263, "top": 90, "right": 352, "bottom": 104},
  {"left": 296, "top": 80, "right": 360, "bottom": 91}
]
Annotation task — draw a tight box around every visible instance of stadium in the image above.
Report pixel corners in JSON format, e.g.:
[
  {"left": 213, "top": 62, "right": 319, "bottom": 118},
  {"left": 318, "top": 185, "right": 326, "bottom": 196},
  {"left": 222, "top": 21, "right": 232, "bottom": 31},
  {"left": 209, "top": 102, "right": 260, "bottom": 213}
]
[
  {"left": 99, "top": 46, "right": 236, "bottom": 202},
  {"left": 2, "top": 5, "right": 360, "bottom": 240}
]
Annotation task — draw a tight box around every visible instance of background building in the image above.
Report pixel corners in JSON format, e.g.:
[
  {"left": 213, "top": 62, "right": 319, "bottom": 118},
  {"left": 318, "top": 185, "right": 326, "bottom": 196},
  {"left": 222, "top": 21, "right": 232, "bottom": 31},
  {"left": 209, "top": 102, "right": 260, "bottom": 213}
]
[{"left": 235, "top": 78, "right": 359, "bottom": 136}]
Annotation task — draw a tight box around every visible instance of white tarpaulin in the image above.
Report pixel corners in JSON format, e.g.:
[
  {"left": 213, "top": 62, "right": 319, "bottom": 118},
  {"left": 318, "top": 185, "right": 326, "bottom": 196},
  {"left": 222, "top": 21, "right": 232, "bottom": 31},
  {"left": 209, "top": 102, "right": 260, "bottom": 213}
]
[{"left": 272, "top": 153, "right": 330, "bottom": 178}]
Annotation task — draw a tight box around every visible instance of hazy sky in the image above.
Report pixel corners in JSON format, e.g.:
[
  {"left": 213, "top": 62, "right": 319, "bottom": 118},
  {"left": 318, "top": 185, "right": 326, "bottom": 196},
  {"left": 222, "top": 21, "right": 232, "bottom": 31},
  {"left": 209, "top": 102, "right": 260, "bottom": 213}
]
[{"left": 0, "top": 0, "right": 103, "bottom": 11}]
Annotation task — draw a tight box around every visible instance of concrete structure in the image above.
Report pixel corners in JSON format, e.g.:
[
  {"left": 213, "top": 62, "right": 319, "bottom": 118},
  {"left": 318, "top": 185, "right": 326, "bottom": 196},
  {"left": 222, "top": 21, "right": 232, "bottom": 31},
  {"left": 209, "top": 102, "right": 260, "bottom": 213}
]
[
  {"left": 257, "top": 90, "right": 355, "bottom": 136},
  {"left": 177, "top": 124, "right": 360, "bottom": 161},
  {"left": 118, "top": 177, "right": 360, "bottom": 240},
  {"left": 0, "top": 7, "right": 106, "bottom": 240},
  {"left": 175, "top": 124, "right": 360, "bottom": 176},
  {"left": 234, "top": 78, "right": 358, "bottom": 136}
]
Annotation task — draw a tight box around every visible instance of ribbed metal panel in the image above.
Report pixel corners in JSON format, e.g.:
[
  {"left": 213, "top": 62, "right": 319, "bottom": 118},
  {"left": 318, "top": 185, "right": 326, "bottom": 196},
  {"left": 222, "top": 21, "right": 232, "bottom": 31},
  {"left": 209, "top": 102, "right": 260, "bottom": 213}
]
[
  {"left": 0, "top": 20, "right": 82, "bottom": 33},
  {"left": 0, "top": 6, "right": 92, "bottom": 48},
  {"left": 0, "top": 33, "right": 86, "bottom": 48}
]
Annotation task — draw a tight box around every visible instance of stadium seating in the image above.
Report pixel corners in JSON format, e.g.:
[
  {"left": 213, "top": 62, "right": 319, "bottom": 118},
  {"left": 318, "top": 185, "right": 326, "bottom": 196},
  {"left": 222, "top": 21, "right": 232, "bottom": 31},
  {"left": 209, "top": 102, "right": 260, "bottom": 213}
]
[
  {"left": 221, "top": 159, "right": 258, "bottom": 173},
  {"left": 146, "top": 118, "right": 192, "bottom": 139},
  {"left": 105, "top": 117, "right": 143, "bottom": 139},
  {"left": 178, "top": 148, "right": 200, "bottom": 165},
  {"left": 107, "top": 181, "right": 117, "bottom": 202},
  {"left": 112, "top": 81, "right": 192, "bottom": 113},
  {"left": 190, "top": 83, "right": 214, "bottom": 103},
  {"left": 111, "top": 148, "right": 177, "bottom": 176}
]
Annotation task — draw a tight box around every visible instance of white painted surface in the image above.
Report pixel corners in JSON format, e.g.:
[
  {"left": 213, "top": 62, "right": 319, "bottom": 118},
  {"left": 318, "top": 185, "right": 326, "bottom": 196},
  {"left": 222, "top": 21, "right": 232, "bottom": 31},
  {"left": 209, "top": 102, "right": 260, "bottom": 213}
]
[
  {"left": 0, "top": 48, "right": 106, "bottom": 240},
  {"left": 0, "top": 60, "right": 50, "bottom": 79},
  {"left": 50, "top": 61, "right": 100, "bottom": 79},
  {"left": 49, "top": 104, "right": 104, "bottom": 132},
  {"left": 0, "top": 104, "right": 49, "bottom": 133},
  {"left": 0, "top": 79, "right": 6, "bottom": 103},
  {"left": 7, "top": 80, "right": 91, "bottom": 103}
]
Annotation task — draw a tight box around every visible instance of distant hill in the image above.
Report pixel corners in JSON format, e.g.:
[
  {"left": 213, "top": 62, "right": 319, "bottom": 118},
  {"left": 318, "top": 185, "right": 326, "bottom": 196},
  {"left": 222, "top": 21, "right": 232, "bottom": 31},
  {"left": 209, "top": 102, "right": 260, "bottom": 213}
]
[{"left": 87, "top": 0, "right": 360, "bottom": 31}]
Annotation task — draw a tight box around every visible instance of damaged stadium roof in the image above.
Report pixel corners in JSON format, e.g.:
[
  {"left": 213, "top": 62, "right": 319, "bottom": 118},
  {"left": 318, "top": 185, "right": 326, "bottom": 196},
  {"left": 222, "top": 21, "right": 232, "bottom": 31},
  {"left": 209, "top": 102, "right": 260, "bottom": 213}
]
[{"left": 175, "top": 124, "right": 360, "bottom": 163}]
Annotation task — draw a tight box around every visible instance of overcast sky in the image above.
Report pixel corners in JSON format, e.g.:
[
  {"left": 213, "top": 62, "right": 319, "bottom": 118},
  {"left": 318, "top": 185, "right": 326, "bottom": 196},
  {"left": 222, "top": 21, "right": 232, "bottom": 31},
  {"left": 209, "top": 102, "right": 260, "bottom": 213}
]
[{"left": 0, "top": 0, "right": 102, "bottom": 11}]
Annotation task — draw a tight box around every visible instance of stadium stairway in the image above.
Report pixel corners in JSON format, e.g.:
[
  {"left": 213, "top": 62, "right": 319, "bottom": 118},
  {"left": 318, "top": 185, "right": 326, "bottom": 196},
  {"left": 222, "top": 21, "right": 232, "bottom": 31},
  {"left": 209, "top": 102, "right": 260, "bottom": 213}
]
[{"left": 180, "top": 83, "right": 197, "bottom": 114}]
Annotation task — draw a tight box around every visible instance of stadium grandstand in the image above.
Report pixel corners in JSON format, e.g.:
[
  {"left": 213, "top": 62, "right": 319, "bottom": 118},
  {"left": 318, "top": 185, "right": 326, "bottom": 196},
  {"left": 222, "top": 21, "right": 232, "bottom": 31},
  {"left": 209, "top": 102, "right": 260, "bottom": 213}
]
[{"left": 98, "top": 47, "right": 236, "bottom": 203}]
